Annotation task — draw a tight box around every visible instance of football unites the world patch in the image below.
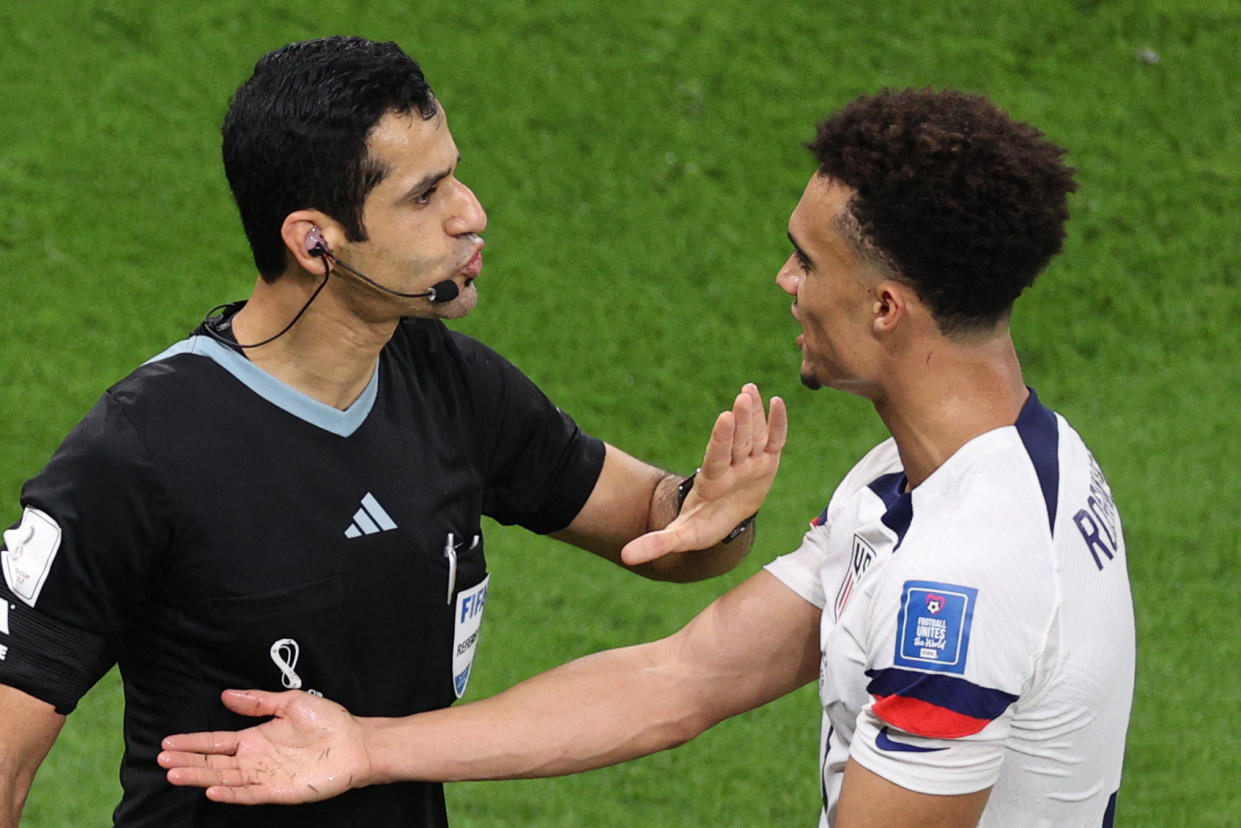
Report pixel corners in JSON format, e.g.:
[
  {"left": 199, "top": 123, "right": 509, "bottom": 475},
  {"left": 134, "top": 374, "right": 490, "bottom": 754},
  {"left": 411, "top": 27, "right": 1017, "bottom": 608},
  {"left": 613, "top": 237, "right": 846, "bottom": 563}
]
[{"left": 893, "top": 580, "right": 977, "bottom": 674}]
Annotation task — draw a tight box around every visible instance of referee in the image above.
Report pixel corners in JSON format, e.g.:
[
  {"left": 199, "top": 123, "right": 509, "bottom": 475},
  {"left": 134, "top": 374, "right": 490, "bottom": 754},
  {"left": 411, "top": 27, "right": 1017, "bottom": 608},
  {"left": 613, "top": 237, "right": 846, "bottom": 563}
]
[{"left": 0, "top": 37, "right": 785, "bottom": 827}]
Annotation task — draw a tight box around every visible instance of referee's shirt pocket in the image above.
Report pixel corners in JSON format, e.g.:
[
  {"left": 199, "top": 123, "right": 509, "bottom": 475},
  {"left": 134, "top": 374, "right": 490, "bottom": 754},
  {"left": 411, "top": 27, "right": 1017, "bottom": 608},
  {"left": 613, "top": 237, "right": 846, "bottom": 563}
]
[{"left": 205, "top": 576, "right": 347, "bottom": 696}]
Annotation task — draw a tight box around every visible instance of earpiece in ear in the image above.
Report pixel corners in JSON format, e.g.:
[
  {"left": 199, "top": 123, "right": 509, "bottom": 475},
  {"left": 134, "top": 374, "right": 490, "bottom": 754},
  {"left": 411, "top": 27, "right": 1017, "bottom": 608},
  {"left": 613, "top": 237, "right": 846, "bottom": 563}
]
[{"left": 305, "top": 227, "right": 328, "bottom": 257}]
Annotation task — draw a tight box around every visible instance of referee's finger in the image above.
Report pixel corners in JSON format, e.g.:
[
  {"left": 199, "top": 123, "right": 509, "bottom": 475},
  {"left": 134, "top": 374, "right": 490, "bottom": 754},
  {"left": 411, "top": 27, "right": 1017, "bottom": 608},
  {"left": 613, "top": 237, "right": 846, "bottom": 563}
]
[
  {"left": 766, "top": 396, "right": 788, "bottom": 454},
  {"left": 700, "top": 410, "right": 734, "bottom": 476},
  {"left": 730, "top": 390, "right": 755, "bottom": 466},
  {"left": 620, "top": 527, "right": 679, "bottom": 566}
]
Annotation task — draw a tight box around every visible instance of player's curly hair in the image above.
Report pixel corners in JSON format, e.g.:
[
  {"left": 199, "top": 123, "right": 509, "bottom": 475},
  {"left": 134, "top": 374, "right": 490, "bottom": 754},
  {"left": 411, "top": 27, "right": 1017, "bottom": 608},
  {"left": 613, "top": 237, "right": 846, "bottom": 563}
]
[{"left": 807, "top": 88, "right": 1077, "bottom": 335}]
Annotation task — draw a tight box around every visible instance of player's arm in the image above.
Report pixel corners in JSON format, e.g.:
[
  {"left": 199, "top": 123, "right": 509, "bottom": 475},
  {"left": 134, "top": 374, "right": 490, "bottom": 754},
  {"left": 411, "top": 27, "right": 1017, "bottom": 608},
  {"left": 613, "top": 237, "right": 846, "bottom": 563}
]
[
  {"left": 159, "top": 570, "right": 821, "bottom": 803},
  {"left": 552, "top": 383, "right": 787, "bottom": 582},
  {"left": 836, "top": 758, "right": 991, "bottom": 828},
  {"left": 0, "top": 685, "right": 65, "bottom": 827}
]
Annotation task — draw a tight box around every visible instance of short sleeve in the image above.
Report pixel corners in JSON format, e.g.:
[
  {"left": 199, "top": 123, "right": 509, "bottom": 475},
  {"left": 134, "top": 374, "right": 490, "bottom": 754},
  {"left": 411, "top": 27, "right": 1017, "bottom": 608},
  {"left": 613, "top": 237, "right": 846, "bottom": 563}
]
[
  {"left": 449, "top": 333, "right": 605, "bottom": 534},
  {"left": 764, "top": 526, "right": 830, "bottom": 609},
  {"left": 845, "top": 519, "right": 1053, "bottom": 795},
  {"left": 0, "top": 391, "right": 170, "bottom": 712}
]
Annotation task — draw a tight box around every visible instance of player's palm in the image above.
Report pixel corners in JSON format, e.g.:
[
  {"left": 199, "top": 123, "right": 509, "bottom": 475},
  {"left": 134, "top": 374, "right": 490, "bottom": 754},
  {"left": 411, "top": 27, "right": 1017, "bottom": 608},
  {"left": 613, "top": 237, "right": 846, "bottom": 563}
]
[{"left": 160, "top": 689, "right": 372, "bottom": 805}]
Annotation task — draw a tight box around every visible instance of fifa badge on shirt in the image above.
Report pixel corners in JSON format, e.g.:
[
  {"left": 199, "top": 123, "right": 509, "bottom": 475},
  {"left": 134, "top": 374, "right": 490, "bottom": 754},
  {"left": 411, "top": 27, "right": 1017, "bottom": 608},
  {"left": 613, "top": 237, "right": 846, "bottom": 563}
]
[
  {"left": 452, "top": 574, "right": 490, "bottom": 698},
  {"left": 2, "top": 507, "right": 63, "bottom": 608},
  {"left": 893, "top": 580, "right": 978, "bottom": 675}
]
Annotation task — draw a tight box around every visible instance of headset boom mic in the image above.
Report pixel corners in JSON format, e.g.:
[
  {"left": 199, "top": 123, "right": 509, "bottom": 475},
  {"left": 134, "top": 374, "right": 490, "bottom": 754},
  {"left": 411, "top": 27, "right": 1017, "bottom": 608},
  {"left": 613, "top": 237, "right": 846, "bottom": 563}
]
[{"left": 426, "top": 280, "right": 458, "bottom": 303}]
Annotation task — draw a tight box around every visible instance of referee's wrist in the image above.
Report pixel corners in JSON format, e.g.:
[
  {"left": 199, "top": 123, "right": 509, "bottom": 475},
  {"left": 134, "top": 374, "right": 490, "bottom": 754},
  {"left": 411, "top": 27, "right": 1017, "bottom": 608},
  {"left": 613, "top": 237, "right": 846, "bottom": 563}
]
[{"left": 675, "top": 471, "right": 758, "bottom": 545}]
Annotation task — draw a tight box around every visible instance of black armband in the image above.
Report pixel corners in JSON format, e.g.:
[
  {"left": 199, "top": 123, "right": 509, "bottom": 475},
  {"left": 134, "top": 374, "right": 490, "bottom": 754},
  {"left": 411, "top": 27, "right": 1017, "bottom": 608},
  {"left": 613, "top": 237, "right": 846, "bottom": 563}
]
[{"left": 0, "top": 587, "right": 112, "bottom": 714}]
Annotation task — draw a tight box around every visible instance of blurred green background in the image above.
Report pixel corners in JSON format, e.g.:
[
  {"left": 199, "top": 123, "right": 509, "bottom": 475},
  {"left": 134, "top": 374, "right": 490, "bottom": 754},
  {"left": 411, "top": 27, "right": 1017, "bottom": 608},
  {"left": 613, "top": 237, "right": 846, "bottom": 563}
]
[{"left": 2, "top": 0, "right": 1238, "bottom": 824}]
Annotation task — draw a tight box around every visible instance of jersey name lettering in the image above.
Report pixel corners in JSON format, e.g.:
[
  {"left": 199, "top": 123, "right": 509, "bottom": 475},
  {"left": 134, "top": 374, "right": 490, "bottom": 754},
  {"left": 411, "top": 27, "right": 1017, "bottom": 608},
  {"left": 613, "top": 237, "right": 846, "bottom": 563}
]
[{"left": 1072, "top": 453, "right": 1120, "bottom": 570}]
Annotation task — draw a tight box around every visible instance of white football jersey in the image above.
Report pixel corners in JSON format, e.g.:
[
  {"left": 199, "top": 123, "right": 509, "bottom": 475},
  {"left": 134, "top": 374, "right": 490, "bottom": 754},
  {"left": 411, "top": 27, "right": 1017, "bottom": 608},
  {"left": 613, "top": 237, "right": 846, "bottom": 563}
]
[{"left": 766, "top": 391, "right": 1133, "bottom": 827}]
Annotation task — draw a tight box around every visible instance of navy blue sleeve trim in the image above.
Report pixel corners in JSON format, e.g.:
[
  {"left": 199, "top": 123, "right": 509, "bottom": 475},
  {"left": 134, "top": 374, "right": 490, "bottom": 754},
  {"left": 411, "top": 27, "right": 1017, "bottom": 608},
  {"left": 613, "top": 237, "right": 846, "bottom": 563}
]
[{"left": 1102, "top": 790, "right": 1118, "bottom": 827}]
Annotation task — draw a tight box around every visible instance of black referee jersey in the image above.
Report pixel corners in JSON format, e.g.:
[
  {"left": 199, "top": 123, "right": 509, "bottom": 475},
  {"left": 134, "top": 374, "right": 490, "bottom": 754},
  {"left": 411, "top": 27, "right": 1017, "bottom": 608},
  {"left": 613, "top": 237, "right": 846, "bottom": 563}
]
[{"left": 0, "top": 311, "right": 605, "bottom": 826}]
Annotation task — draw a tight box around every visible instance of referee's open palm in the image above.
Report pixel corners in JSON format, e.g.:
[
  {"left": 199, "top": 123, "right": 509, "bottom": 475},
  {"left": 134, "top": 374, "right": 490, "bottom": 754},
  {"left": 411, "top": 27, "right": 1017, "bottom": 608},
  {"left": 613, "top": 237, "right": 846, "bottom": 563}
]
[{"left": 622, "top": 383, "right": 787, "bottom": 566}]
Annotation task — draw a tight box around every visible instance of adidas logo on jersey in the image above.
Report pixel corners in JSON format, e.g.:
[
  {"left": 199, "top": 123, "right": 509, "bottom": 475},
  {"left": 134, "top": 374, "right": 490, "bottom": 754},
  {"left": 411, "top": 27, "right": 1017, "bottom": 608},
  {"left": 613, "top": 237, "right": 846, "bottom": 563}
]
[{"left": 344, "top": 493, "right": 398, "bottom": 538}]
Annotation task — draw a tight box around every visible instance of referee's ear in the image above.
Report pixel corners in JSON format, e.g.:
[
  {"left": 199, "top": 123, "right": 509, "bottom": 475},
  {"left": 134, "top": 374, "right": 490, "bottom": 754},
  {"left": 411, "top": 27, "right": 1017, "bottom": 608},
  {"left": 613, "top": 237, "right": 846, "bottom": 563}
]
[{"left": 282, "top": 210, "right": 337, "bottom": 275}]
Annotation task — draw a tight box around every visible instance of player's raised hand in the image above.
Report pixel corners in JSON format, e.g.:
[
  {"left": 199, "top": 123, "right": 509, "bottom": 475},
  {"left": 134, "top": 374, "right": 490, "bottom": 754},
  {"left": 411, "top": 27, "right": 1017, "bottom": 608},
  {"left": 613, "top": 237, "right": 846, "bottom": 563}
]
[
  {"left": 158, "top": 689, "right": 371, "bottom": 805},
  {"left": 621, "top": 383, "right": 787, "bottom": 565}
]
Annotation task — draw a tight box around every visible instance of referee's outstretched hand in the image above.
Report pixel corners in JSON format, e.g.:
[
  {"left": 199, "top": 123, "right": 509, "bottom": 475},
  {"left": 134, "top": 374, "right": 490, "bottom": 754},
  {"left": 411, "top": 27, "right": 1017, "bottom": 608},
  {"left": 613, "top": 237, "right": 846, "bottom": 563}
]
[
  {"left": 159, "top": 689, "right": 370, "bottom": 805},
  {"left": 621, "top": 383, "right": 787, "bottom": 566}
]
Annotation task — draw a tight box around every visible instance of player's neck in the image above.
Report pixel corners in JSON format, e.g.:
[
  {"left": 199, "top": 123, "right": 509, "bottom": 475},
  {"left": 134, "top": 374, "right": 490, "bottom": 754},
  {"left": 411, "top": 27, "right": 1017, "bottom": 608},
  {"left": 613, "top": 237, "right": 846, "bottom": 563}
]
[
  {"left": 874, "top": 331, "right": 1027, "bottom": 490},
  {"left": 232, "top": 276, "right": 399, "bottom": 410}
]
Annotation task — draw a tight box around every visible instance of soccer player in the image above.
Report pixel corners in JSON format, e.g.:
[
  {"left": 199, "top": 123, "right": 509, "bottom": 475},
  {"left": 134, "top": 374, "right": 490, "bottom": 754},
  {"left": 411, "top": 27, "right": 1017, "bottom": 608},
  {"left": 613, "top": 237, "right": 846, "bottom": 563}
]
[
  {"left": 160, "top": 88, "right": 1136, "bottom": 828},
  {"left": 0, "top": 37, "right": 786, "bottom": 828}
]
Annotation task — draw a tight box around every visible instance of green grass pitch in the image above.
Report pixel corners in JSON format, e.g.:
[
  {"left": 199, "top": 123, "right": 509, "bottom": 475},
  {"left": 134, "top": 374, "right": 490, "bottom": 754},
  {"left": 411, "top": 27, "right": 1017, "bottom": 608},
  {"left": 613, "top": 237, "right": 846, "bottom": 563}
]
[{"left": 2, "top": 0, "right": 1238, "bottom": 824}]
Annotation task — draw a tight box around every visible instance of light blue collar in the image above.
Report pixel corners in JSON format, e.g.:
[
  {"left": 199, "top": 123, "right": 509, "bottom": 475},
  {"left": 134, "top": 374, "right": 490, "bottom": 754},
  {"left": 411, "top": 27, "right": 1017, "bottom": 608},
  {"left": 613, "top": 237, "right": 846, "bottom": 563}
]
[{"left": 145, "top": 335, "right": 379, "bottom": 437}]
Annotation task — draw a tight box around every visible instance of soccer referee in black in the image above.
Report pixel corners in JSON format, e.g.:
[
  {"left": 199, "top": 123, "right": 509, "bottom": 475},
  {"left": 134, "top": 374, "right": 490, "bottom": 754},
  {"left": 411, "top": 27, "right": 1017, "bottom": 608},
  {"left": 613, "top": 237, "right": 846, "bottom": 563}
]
[{"left": 0, "top": 37, "right": 786, "bottom": 827}]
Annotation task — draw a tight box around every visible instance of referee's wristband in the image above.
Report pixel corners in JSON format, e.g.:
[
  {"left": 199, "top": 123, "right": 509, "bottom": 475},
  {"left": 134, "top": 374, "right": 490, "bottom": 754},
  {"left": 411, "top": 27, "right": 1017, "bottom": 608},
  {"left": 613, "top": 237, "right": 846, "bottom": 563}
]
[{"left": 676, "top": 471, "right": 757, "bottom": 544}]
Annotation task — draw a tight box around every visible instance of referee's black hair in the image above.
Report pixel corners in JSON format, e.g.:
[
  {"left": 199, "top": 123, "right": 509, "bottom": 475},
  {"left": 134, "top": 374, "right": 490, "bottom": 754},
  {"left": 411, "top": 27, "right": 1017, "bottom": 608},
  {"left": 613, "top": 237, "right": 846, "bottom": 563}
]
[
  {"left": 807, "top": 88, "right": 1078, "bottom": 336},
  {"left": 222, "top": 36, "right": 439, "bottom": 280}
]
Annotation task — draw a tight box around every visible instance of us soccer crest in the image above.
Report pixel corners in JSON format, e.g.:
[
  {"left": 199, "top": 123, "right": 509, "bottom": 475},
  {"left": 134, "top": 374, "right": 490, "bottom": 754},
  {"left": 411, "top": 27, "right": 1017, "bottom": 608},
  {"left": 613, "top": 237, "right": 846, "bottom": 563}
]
[{"left": 834, "top": 534, "right": 877, "bottom": 619}]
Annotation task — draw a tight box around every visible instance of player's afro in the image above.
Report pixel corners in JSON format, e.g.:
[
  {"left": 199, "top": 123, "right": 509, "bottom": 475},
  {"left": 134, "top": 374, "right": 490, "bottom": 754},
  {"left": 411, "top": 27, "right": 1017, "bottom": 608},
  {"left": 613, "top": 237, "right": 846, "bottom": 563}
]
[{"left": 808, "top": 88, "right": 1078, "bottom": 334}]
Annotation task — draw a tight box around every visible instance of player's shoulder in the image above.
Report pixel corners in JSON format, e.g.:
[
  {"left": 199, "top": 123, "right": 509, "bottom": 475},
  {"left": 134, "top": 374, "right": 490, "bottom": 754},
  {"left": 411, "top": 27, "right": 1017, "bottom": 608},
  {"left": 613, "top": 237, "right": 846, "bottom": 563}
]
[
  {"left": 815, "top": 438, "right": 902, "bottom": 523},
  {"left": 908, "top": 431, "right": 1054, "bottom": 556}
]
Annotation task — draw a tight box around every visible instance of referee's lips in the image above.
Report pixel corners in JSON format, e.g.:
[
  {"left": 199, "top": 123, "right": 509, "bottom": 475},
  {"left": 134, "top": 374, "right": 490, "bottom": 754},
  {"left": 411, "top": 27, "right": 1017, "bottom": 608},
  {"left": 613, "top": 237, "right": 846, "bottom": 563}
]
[{"left": 460, "top": 237, "right": 485, "bottom": 284}]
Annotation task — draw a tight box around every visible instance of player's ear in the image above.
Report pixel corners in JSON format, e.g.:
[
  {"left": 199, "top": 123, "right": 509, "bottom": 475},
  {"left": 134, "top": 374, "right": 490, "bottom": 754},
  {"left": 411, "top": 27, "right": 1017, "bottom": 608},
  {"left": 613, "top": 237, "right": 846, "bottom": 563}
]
[{"left": 872, "top": 281, "right": 909, "bottom": 334}]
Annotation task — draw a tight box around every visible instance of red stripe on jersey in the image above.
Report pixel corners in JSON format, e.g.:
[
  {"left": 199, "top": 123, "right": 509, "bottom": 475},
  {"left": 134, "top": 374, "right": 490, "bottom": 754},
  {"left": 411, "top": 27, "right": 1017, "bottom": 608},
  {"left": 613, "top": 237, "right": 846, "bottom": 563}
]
[{"left": 872, "top": 693, "right": 992, "bottom": 739}]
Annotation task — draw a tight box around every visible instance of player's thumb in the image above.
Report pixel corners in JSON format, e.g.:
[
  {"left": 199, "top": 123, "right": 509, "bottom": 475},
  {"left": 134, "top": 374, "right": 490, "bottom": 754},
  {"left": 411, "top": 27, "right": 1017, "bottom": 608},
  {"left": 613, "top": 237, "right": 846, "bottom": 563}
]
[{"left": 220, "top": 688, "right": 287, "bottom": 719}]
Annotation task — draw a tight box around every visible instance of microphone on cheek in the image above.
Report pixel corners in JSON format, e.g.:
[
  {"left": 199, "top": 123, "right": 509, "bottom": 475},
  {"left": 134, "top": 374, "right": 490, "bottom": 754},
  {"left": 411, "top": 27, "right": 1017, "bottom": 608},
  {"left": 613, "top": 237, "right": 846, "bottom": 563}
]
[
  {"left": 307, "top": 232, "right": 460, "bottom": 303},
  {"left": 425, "top": 280, "right": 459, "bottom": 303}
]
